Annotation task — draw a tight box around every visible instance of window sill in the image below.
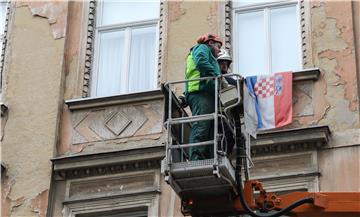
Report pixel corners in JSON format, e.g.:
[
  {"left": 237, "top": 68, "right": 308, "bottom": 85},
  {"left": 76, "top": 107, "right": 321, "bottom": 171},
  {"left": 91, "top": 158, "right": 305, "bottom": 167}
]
[
  {"left": 293, "top": 68, "right": 320, "bottom": 82},
  {"left": 65, "top": 89, "right": 163, "bottom": 111}
]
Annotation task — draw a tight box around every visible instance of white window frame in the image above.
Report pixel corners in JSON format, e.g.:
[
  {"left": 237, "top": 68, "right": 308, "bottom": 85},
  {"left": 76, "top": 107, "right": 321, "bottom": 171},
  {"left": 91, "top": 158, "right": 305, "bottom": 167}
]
[
  {"left": 232, "top": 0, "right": 302, "bottom": 76},
  {"left": 91, "top": 0, "right": 160, "bottom": 97}
]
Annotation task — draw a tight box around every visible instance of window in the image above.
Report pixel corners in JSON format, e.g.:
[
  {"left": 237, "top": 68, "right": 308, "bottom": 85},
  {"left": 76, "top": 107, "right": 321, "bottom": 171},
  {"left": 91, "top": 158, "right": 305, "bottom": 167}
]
[
  {"left": 92, "top": 0, "right": 160, "bottom": 97},
  {"left": 0, "top": 1, "right": 7, "bottom": 51},
  {"left": 76, "top": 207, "right": 148, "bottom": 217},
  {"left": 0, "top": 1, "right": 8, "bottom": 90},
  {"left": 233, "top": 0, "right": 302, "bottom": 77}
]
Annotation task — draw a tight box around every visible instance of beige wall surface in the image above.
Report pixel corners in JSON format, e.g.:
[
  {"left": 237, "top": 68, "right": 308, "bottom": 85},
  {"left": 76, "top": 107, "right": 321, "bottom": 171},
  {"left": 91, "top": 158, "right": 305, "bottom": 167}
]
[
  {"left": 165, "top": 1, "right": 223, "bottom": 92},
  {"left": 309, "top": 1, "right": 360, "bottom": 192},
  {"left": 309, "top": 1, "right": 359, "bottom": 130},
  {"left": 318, "top": 146, "right": 360, "bottom": 192},
  {"left": 1, "top": 2, "right": 67, "bottom": 217}
]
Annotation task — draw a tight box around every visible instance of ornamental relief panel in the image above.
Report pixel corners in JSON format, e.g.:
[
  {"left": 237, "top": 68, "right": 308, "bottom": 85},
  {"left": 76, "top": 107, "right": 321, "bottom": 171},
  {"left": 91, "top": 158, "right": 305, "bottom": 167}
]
[
  {"left": 71, "top": 100, "right": 163, "bottom": 144},
  {"left": 66, "top": 170, "right": 159, "bottom": 201}
]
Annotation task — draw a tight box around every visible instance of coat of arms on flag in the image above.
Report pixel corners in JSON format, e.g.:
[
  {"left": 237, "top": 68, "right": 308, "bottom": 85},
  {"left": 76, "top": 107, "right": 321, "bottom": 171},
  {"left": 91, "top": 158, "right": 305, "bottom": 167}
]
[{"left": 244, "top": 72, "right": 293, "bottom": 137}]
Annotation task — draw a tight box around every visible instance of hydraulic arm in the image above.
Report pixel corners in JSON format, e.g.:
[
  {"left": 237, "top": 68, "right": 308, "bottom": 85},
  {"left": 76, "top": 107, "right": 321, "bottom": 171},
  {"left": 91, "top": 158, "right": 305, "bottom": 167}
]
[{"left": 234, "top": 180, "right": 360, "bottom": 217}]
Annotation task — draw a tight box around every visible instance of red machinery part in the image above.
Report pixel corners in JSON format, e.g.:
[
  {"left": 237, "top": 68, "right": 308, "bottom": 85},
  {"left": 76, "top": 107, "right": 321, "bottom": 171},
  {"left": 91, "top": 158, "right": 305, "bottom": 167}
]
[{"left": 234, "top": 180, "right": 360, "bottom": 217}]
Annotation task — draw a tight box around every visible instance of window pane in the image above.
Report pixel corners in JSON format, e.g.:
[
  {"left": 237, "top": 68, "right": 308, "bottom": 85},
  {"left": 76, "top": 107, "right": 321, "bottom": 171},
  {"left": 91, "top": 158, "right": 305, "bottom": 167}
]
[
  {"left": 128, "top": 26, "right": 157, "bottom": 93},
  {"left": 233, "top": 0, "right": 279, "bottom": 7},
  {"left": 0, "top": 2, "right": 7, "bottom": 34},
  {"left": 101, "top": 0, "right": 160, "bottom": 26},
  {"left": 271, "top": 6, "right": 301, "bottom": 73},
  {"left": 235, "top": 11, "right": 266, "bottom": 76},
  {"left": 96, "top": 31, "right": 125, "bottom": 96}
]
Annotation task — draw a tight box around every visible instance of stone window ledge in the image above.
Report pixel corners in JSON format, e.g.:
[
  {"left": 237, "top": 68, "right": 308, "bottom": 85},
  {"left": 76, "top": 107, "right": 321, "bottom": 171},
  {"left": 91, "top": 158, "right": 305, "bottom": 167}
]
[
  {"left": 65, "top": 68, "right": 319, "bottom": 111},
  {"left": 292, "top": 68, "right": 320, "bottom": 81},
  {"left": 65, "top": 89, "right": 163, "bottom": 111},
  {"left": 251, "top": 125, "right": 330, "bottom": 156}
]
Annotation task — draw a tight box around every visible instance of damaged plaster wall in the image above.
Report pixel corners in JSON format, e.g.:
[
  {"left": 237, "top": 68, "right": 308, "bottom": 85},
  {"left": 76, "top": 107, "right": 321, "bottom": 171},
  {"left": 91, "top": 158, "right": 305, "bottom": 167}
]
[
  {"left": 1, "top": 2, "right": 67, "bottom": 217},
  {"left": 166, "top": 1, "right": 223, "bottom": 93},
  {"left": 309, "top": 1, "right": 360, "bottom": 191},
  {"left": 310, "top": 1, "right": 359, "bottom": 130}
]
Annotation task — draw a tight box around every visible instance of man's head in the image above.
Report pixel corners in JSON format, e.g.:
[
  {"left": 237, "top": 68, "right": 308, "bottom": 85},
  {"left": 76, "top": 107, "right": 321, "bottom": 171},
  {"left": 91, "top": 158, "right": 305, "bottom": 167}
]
[
  {"left": 217, "top": 49, "right": 232, "bottom": 74},
  {"left": 197, "top": 33, "right": 223, "bottom": 57}
]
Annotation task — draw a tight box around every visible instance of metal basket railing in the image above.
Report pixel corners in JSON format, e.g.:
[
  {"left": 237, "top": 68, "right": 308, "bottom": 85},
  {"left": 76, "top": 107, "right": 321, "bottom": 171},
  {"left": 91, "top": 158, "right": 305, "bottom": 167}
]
[{"left": 163, "top": 73, "right": 243, "bottom": 180}]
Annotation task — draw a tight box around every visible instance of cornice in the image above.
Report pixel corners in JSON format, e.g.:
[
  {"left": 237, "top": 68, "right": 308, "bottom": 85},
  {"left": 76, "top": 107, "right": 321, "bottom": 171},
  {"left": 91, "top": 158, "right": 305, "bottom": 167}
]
[
  {"left": 250, "top": 125, "right": 331, "bottom": 156},
  {"left": 293, "top": 68, "right": 320, "bottom": 82},
  {"left": 52, "top": 146, "right": 165, "bottom": 180},
  {"left": 65, "top": 89, "right": 163, "bottom": 110}
]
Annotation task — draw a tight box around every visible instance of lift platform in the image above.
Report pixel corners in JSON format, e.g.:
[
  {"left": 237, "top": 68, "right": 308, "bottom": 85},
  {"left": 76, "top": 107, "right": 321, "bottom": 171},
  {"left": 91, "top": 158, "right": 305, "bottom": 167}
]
[{"left": 161, "top": 74, "right": 243, "bottom": 216}]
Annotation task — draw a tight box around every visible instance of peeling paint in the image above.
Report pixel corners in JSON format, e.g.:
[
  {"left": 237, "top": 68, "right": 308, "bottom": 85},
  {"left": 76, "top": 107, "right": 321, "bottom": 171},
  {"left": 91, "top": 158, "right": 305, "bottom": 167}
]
[
  {"left": 1, "top": 174, "right": 13, "bottom": 217},
  {"left": 30, "top": 190, "right": 49, "bottom": 217},
  {"left": 168, "top": 1, "right": 186, "bottom": 22},
  {"left": 324, "top": 1, "right": 358, "bottom": 111},
  {"left": 1, "top": 174, "right": 28, "bottom": 217},
  {"left": 16, "top": 1, "right": 67, "bottom": 39},
  {"left": 309, "top": 1, "right": 359, "bottom": 129}
]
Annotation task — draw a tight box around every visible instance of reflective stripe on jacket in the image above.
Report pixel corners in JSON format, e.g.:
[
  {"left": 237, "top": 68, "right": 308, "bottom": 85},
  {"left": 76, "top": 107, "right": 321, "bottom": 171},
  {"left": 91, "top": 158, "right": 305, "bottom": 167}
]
[{"left": 185, "top": 44, "right": 220, "bottom": 96}]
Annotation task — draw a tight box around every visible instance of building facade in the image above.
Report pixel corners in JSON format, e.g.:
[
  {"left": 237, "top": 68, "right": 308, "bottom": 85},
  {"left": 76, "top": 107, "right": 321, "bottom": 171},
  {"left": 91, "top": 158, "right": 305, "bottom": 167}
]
[{"left": 1, "top": 0, "right": 359, "bottom": 216}]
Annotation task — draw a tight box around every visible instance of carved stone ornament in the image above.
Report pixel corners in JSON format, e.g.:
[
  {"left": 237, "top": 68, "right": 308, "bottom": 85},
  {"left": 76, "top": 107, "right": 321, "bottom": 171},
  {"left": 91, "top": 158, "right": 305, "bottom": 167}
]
[
  {"left": 52, "top": 146, "right": 164, "bottom": 180},
  {"left": 250, "top": 125, "right": 331, "bottom": 157}
]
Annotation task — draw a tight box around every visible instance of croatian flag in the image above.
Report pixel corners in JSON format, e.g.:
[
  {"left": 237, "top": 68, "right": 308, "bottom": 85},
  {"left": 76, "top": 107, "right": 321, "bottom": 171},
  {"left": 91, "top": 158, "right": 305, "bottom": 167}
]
[{"left": 244, "top": 72, "right": 293, "bottom": 137}]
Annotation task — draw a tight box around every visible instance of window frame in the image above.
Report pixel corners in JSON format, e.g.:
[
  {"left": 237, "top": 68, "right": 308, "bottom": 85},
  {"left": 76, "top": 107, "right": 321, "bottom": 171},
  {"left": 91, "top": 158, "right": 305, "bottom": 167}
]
[
  {"left": 232, "top": 0, "right": 303, "bottom": 76},
  {"left": 90, "top": 0, "right": 161, "bottom": 97}
]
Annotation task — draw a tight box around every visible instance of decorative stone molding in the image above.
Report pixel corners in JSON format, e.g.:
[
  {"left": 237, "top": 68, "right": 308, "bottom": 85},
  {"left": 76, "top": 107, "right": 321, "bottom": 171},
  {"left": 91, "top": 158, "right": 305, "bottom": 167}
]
[
  {"left": 52, "top": 146, "right": 164, "bottom": 180},
  {"left": 65, "top": 170, "right": 160, "bottom": 201},
  {"left": 250, "top": 125, "right": 331, "bottom": 157},
  {"left": 65, "top": 92, "right": 163, "bottom": 145},
  {"left": 63, "top": 192, "right": 159, "bottom": 217},
  {"left": 250, "top": 151, "right": 320, "bottom": 192},
  {"left": 300, "top": 0, "right": 314, "bottom": 68},
  {"left": 82, "top": 0, "right": 96, "bottom": 97},
  {"left": 157, "top": 1, "right": 166, "bottom": 87},
  {"left": 0, "top": 1, "right": 11, "bottom": 90},
  {"left": 66, "top": 89, "right": 163, "bottom": 110},
  {"left": 51, "top": 144, "right": 163, "bottom": 217},
  {"left": 224, "top": 0, "right": 232, "bottom": 54}
]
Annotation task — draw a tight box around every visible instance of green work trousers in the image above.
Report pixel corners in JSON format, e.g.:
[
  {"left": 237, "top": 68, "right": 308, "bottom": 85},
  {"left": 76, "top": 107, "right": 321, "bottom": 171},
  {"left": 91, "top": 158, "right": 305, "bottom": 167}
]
[{"left": 187, "top": 91, "right": 215, "bottom": 160}]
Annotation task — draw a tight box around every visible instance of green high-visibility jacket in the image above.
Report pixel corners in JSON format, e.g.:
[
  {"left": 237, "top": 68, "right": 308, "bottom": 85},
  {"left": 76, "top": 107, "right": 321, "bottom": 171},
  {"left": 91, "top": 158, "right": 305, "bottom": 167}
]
[{"left": 185, "top": 44, "right": 220, "bottom": 96}]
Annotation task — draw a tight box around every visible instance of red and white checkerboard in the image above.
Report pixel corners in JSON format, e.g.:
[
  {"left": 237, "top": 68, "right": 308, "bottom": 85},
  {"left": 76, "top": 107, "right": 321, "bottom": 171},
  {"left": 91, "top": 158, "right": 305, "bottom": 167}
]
[{"left": 254, "top": 76, "right": 275, "bottom": 98}]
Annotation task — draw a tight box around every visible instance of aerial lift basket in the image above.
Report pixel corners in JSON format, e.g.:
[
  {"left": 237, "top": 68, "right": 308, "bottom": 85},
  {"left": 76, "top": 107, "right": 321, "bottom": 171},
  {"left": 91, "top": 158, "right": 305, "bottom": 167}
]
[{"left": 161, "top": 74, "right": 243, "bottom": 216}]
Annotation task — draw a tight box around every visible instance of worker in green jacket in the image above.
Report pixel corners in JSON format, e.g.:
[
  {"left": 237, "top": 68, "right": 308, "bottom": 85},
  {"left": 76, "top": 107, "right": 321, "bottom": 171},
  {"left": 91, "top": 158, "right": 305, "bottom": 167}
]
[{"left": 185, "top": 33, "right": 223, "bottom": 161}]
